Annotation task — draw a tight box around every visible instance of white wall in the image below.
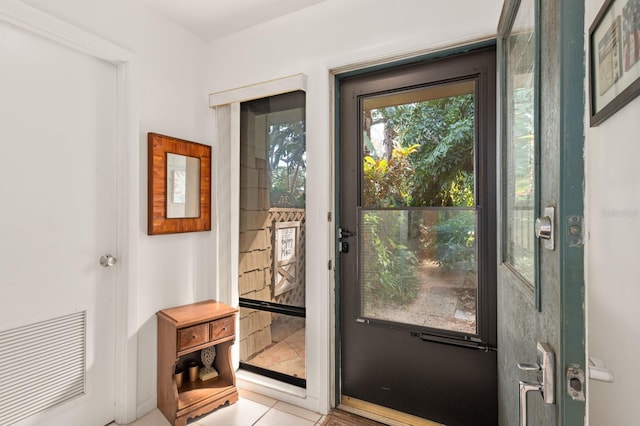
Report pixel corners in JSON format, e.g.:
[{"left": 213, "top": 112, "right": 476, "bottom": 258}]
[
  {"left": 585, "top": 1, "right": 640, "bottom": 424},
  {"left": 6, "top": 0, "right": 503, "bottom": 420},
  {"left": 16, "top": 0, "right": 211, "bottom": 417},
  {"left": 205, "top": 0, "right": 500, "bottom": 415}
]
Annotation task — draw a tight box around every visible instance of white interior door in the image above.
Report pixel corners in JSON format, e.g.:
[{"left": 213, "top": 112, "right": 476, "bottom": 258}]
[{"left": 0, "top": 20, "right": 117, "bottom": 426}]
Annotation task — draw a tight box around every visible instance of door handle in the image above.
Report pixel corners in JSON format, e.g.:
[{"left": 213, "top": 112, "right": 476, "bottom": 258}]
[
  {"left": 338, "top": 227, "right": 354, "bottom": 253},
  {"left": 519, "top": 381, "right": 542, "bottom": 426},
  {"left": 518, "top": 342, "right": 555, "bottom": 425},
  {"left": 338, "top": 227, "right": 354, "bottom": 239},
  {"left": 99, "top": 254, "right": 117, "bottom": 267}
]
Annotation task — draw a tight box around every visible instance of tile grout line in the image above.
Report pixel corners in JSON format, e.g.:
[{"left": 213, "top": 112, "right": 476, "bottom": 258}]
[
  {"left": 251, "top": 406, "right": 271, "bottom": 426},
  {"left": 252, "top": 404, "right": 323, "bottom": 426}
]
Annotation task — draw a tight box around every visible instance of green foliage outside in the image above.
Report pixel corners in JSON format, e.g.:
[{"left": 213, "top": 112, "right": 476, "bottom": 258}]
[
  {"left": 268, "top": 121, "right": 305, "bottom": 208},
  {"left": 365, "top": 94, "right": 475, "bottom": 208},
  {"left": 362, "top": 211, "right": 419, "bottom": 305},
  {"left": 362, "top": 144, "right": 420, "bottom": 207},
  {"left": 420, "top": 211, "right": 476, "bottom": 270}
]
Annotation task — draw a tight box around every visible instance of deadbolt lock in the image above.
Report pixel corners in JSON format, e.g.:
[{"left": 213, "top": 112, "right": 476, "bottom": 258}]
[{"left": 535, "top": 207, "right": 555, "bottom": 251}]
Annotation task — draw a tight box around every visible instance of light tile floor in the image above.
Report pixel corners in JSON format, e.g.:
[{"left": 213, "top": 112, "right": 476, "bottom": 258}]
[{"left": 118, "top": 389, "right": 326, "bottom": 426}]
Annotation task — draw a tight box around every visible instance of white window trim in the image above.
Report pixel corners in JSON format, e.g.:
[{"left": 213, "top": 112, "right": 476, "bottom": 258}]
[{"left": 209, "top": 74, "right": 307, "bottom": 107}]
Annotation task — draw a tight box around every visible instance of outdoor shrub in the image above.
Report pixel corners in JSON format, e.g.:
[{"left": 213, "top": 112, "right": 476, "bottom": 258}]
[
  {"left": 420, "top": 211, "right": 476, "bottom": 270},
  {"left": 362, "top": 211, "right": 419, "bottom": 305}
]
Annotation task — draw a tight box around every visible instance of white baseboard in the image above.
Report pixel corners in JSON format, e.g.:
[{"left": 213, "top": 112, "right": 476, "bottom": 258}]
[{"left": 135, "top": 396, "right": 157, "bottom": 420}]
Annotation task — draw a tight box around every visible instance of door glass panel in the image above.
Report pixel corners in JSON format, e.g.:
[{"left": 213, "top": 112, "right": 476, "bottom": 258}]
[
  {"left": 359, "top": 81, "right": 478, "bottom": 335},
  {"left": 239, "top": 307, "right": 305, "bottom": 380},
  {"left": 504, "top": 0, "right": 537, "bottom": 285},
  {"left": 360, "top": 208, "right": 477, "bottom": 334},
  {"left": 238, "top": 91, "right": 306, "bottom": 386}
]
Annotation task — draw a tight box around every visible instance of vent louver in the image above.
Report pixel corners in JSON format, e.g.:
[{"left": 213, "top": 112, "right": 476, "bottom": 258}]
[{"left": 0, "top": 312, "right": 86, "bottom": 425}]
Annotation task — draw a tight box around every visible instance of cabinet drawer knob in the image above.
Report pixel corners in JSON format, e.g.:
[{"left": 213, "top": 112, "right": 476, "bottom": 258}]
[
  {"left": 222, "top": 327, "right": 227, "bottom": 331},
  {"left": 192, "top": 335, "right": 197, "bottom": 339}
]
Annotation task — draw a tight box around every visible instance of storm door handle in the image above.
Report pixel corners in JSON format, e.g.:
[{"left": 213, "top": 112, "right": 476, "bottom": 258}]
[{"left": 338, "top": 227, "right": 354, "bottom": 253}]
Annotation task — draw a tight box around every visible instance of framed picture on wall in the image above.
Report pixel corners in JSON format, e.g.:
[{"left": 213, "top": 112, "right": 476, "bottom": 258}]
[
  {"left": 273, "top": 221, "right": 301, "bottom": 296},
  {"left": 590, "top": 0, "right": 640, "bottom": 126}
]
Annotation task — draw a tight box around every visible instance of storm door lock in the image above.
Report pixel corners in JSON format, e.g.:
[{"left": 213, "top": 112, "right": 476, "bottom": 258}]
[{"left": 338, "top": 227, "right": 354, "bottom": 253}]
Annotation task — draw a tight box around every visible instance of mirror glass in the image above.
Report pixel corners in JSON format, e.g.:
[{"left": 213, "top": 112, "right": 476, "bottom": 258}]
[{"left": 166, "top": 153, "right": 200, "bottom": 218}]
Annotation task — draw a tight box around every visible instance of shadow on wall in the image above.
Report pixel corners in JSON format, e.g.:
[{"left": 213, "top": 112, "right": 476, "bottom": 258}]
[{"left": 136, "top": 315, "right": 158, "bottom": 412}]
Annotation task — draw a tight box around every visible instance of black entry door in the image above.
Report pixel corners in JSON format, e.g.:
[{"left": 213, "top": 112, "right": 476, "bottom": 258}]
[{"left": 338, "top": 47, "right": 497, "bottom": 426}]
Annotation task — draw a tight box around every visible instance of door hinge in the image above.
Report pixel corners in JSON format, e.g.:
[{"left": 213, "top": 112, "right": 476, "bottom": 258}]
[
  {"left": 328, "top": 259, "right": 332, "bottom": 270},
  {"left": 327, "top": 212, "right": 332, "bottom": 222}
]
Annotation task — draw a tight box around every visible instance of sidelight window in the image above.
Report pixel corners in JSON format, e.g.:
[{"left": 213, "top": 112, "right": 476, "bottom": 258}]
[{"left": 238, "top": 91, "right": 306, "bottom": 387}]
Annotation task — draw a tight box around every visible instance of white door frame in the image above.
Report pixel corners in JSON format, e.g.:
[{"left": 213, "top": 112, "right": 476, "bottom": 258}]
[
  {"left": 209, "top": 75, "right": 331, "bottom": 413},
  {"left": 0, "top": 1, "right": 139, "bottom": 423}
]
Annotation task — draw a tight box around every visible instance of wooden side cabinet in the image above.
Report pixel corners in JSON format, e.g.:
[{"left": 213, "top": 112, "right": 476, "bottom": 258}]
[{"left": 157, "top": 300, "right": 239, "bottom": 426}]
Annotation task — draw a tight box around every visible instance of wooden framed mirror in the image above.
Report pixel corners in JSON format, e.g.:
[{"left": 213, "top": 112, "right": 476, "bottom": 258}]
[{"left": 148, "top": 133, "right": 211, "bottom": 235}]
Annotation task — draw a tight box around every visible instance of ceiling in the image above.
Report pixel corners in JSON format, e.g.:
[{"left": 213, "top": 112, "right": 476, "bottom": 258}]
[{"left": 139, "top": 0, "right": 330, "bottom": 41}]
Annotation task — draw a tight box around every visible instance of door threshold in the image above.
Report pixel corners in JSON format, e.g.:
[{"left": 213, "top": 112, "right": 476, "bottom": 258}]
[{"left": 339, "top": 396, "right": 444, "bottom": 426}]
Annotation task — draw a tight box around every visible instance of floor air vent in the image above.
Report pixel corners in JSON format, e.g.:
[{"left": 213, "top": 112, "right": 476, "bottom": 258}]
[{"left": 0, "top": 312, "right": 86, "bottom": 426}]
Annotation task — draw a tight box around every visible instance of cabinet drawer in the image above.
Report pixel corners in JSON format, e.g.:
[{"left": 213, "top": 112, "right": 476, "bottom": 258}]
[
  {"left": 178, "top": 323, "right": 209, "bottom": 351},
  {"left": 210, "top": 317, "right": 234, "bottom": 341}
]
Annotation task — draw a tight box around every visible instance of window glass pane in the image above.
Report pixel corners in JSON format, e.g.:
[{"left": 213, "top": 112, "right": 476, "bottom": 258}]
[
  {"left": 360, "top": 209, "right": 477, "bottom": 335},
  {"left": 239, "top": 308, "right": 305, "bottom": 380},
  {"left": 239, "top": 91, "right": 305, "bottom": 383},
  {"left": 505, "top": 0, "right": 536, "bottom": 284},
  {"left": 362, "top": 81, "right": 476, "bottom": 208}
]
